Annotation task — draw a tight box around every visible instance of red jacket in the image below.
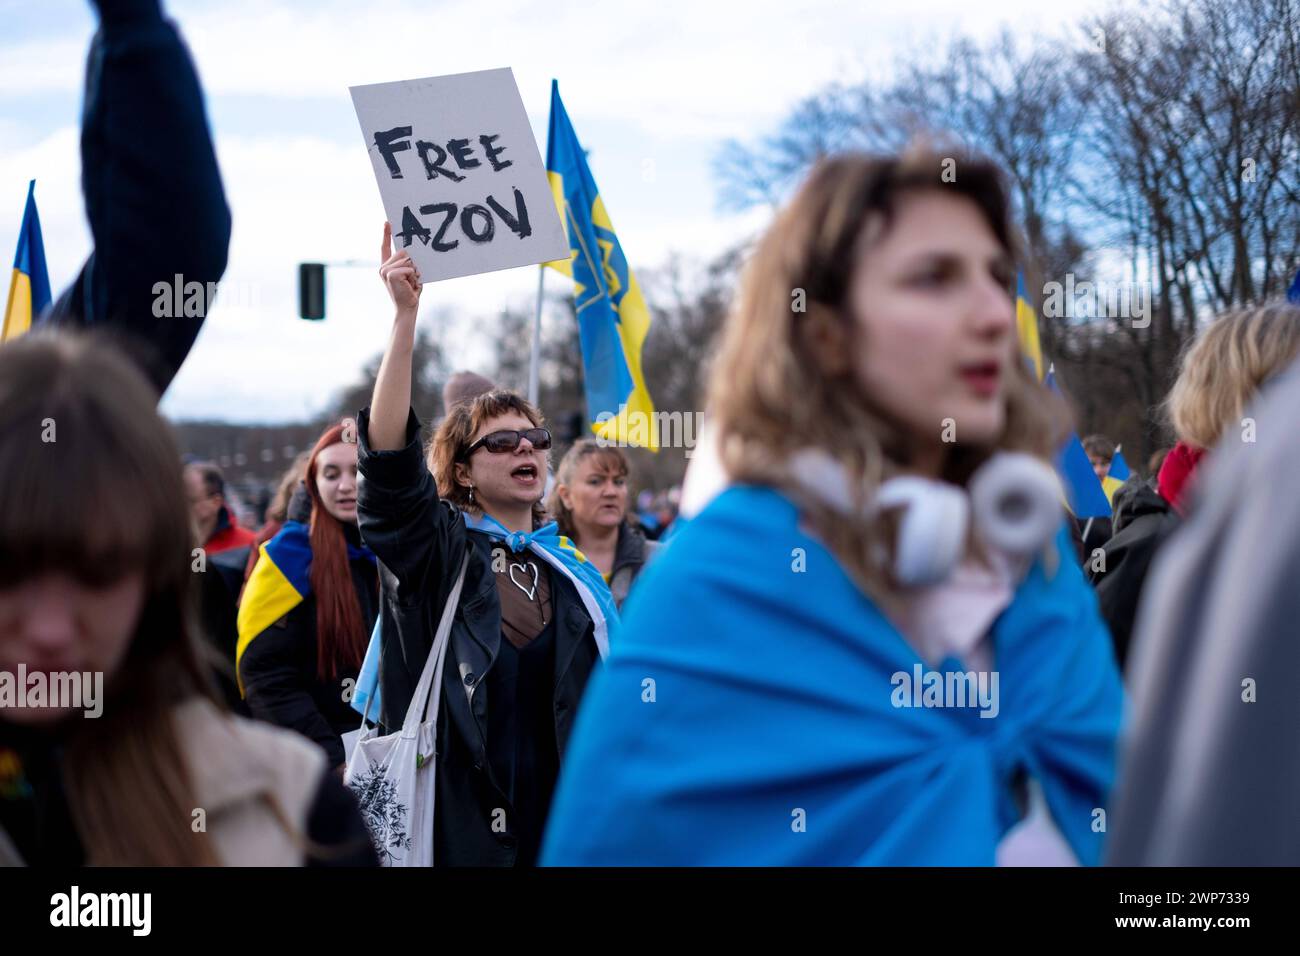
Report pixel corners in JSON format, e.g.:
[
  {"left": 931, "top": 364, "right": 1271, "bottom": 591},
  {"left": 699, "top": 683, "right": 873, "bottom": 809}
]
[{"left": 206, "top": 508, "right": 256, "bottom": 555}]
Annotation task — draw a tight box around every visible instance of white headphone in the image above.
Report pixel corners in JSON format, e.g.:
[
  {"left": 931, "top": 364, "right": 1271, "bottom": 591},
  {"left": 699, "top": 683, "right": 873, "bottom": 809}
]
[
  {"left": 679, "top": 422, "right": 1061, "bottom": 588},
  {"left": 788, "top": 448, "right": 1062, "bottom": 587}
]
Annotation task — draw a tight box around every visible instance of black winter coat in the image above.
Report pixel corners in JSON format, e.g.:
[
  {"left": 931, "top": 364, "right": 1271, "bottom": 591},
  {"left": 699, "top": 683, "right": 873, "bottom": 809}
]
[
  {"left": 355, "top": 407, "right": 602, "bottom": 866},
  {"left": 239, "top": 523, "right": 379, "bottom": 768},
  {"left": 1087, "top": 475, "right": 1181, "bottom": 670}
]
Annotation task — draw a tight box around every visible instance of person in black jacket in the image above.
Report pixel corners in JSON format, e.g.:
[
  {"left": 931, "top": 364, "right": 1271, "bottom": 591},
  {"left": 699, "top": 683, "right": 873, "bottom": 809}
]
[
  {"left": 1086, "top": 473, "right": 1180, "bottom": 669},
  {"left": 39, "top": 0, "right": 231, "bottom": 397},
  {"left": 1088, "top": 302, "right": 1300, "bottom": 671},
  {"left": 356, "top": 224, "right": 615, "bottom": 866},
  {"left": 238, "top": 423, "right": 379, "bottom": 772}
]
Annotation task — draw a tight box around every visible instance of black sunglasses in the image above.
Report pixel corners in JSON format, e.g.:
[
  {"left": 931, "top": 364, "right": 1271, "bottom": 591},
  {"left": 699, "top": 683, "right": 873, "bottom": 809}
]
[{"left": 459, "top": 427, "right": 552, "bottom": 460}]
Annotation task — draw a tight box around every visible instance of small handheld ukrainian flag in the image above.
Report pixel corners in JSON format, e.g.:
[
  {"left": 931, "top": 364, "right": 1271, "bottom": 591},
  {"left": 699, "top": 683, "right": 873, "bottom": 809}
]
[
  {"left": 545, "top": 81, "right": 657, "bottom": 450},
  {"left": 1100, "top": 447, "right": 1131, "bottom": 504},
  {"left": 1015, "top": 270, "right": 1044, "bottom": 381},
  {"left": 1046, "top": 367, "right": 1113, "bottom": 519},
  {"left": 2, "top": 180, "right": 52, "bottom": 342}
]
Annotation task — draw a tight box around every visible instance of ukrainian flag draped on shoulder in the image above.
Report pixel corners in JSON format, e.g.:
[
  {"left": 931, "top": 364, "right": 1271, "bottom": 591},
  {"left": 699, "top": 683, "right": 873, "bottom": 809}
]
[
  {"left": 236, "top": 520, "right": 375, "bottom": 696},
  {"left": 3, "top": 180, "right": 52, "bottom": 342},
  {"left": 540, "top": 486, "right": 1122, "bottom": 865},
  {"left": 544, "top": 80, "right": 657, "bottom": 450}
]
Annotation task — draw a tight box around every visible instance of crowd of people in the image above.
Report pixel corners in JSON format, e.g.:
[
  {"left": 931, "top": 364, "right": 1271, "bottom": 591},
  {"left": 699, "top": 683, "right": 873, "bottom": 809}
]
[{"left": 2, "top": 0, "right": 1299, "bottom": 868}]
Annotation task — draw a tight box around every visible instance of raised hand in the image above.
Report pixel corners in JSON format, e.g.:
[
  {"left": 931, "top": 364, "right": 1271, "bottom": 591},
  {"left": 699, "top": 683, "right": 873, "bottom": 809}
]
[{"left": 379, "top": 221, "right": 422, "bottom": 315}]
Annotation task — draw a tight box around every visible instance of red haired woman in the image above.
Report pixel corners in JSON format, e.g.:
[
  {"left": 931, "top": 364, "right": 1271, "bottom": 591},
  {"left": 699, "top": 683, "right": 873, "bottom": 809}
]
[{"left": 238, "top": 423, "right": 379, "bottom": 772}]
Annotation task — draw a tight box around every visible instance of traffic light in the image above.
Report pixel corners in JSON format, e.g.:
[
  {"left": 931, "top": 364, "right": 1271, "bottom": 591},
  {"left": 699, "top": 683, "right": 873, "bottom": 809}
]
[{"left": 299, "top": 263, "right": 325, "bottom": 320}]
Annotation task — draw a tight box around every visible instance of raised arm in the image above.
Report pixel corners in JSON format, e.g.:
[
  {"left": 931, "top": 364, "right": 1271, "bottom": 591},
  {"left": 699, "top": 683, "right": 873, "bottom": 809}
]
[
  {"left": 368, "top": 222, "right": 422, "bottom": 451},
  {"left": 46, "top": 0, "right": 231, "bottom": 396},
  {"left": 356, "top": 222, "right": 459, "bottom": 598}
]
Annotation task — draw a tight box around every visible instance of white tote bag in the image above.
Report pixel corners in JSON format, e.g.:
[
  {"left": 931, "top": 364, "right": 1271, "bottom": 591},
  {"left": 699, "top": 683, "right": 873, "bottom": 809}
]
[{"left": 344, "top": 554, "right": 468, "bottom": 867}]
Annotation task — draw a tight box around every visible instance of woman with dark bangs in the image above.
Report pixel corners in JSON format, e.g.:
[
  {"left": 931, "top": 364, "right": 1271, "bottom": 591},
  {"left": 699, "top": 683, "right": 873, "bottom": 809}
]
[
  {"left": 0, "top": 334, "right": 375, "bottom": 866},
  {"left": 237, "top": 424, "right": 379, "bottom": 772},
  {"left": 542, "top": 148, "right": 1124, "bottom": 866}
]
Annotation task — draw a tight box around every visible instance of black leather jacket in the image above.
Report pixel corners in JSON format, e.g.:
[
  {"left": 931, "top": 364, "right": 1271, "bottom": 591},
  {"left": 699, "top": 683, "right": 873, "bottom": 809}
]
[{"left": 355, "top": 407, "right": 601, "bottom": 866}]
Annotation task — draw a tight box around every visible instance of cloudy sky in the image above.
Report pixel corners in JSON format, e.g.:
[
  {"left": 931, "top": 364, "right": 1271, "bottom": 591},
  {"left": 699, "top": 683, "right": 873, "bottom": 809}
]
[{"left": 1, "top": 0, "right": 1105, "bottom": 423}]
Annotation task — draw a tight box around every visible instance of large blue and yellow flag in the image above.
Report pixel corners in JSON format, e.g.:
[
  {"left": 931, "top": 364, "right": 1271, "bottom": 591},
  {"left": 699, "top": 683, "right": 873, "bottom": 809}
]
[
  {"left": 545, "top": 81, "right": 657, "bottom": 450},
  {"left": 2, "top": 180, "right": 52, "bottom": 342}
]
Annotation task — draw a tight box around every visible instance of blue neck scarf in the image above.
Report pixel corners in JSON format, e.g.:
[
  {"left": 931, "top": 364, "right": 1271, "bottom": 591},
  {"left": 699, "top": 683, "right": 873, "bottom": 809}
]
[
  {"left": 350, "top": 513, "right": 618, "bottom": 722},
  {"left": 463, "top": 511, "right": 619, "bottom": 657}
]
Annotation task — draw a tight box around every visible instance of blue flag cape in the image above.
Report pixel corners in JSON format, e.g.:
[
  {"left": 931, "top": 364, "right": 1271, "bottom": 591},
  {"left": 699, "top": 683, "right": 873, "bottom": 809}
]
[{"left": 541, "top": 485, "right": 1124, "bottom": 865}]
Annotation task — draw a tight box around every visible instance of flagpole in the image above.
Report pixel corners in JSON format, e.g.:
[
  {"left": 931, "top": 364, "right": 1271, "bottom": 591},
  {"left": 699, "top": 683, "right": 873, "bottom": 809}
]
[{"left": 528, "top": 265, "right": 545, "bottom": 405}]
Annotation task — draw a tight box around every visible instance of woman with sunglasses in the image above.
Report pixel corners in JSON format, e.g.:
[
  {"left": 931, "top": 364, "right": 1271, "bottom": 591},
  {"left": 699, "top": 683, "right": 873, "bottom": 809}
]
[{"left": 351, "top": 224, "right": 616, "bottom": 866}]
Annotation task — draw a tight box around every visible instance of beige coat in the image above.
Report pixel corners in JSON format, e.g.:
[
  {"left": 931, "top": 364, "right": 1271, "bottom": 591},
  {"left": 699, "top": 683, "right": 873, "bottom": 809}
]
[{"left": 0, "top": 697, "right": 327, "bottom": 866}]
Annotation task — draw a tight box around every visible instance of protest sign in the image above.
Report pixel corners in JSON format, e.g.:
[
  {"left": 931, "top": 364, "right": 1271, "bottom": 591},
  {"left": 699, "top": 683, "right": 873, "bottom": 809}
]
[{"left": 350, "top": 67, "right": 568, "bottom": 282}]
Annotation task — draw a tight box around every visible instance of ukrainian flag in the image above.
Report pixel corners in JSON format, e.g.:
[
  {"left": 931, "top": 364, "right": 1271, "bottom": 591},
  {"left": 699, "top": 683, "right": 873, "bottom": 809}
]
[
  {"left": 544, "top": 80, "right": 657, "bottom": 450},
  {"left": 1046, "top": 367, "right": 1113, "bottom": 519},
  {"left": 1015, "top": 270, "right": 1043, "bottom": 380},
  {"left": 1101, "top": 447, "right": 1131, "bottom": 504},
  {"left": 2, "top": 181, "right": 52, "bottom": 342},
  {"left": 235, "top": 521, "right": 314, "bottom": 696},
  {"left": 1108, "top": 448, "right": 1131, "bottom": 482}
]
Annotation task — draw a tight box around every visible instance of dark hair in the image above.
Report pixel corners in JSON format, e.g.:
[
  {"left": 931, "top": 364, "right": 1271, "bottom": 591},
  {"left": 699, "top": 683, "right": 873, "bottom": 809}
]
[
  {"left": 429, "top": 388, "right": 548, "bottom": 526},
  {"left": 0, "top": 331, "right": 221, "bottom": 864},
  {"left": 303, "top": 423, "right": 369, "bottom": 681},
  {"left": 189, "top": 461, "right": 226, "bottom": 499},
  {"left": 1082, "top": 435, "right": 1116, "bottom": 462}
]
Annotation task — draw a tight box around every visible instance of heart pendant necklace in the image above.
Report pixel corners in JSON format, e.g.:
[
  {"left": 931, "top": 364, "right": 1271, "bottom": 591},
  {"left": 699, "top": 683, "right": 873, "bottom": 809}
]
[{"left": 508, "top": 560, "right": 539, "bottom": 601}]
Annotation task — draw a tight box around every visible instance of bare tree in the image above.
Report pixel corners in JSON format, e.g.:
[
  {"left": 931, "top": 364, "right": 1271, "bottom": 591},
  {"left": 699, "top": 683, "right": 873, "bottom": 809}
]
[{"left": 713, "top": 0, "right": 1300, "bottom": 461}]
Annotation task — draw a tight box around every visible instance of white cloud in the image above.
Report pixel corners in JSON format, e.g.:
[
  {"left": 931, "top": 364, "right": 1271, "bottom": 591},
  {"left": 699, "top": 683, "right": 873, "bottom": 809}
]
[
  {"left": 5, "top": 0, "right": 1117, "bottom": 422},
  {"left": 0, "top": 125, "right": 91, "bottom": 291}
]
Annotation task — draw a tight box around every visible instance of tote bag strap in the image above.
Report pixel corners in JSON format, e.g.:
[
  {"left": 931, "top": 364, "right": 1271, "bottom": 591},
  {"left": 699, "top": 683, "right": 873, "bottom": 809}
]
[{"left": 400, "top": 550, "right": 470, "bottom": 738}]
